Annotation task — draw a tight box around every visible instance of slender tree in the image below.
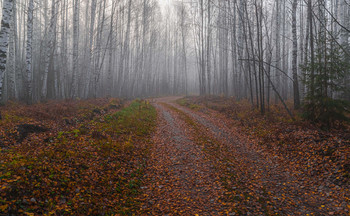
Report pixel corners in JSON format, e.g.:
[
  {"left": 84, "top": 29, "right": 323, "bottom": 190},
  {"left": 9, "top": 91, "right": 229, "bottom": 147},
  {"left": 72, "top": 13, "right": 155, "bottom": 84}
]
[
  {"left": 0, "top": 0, "right": 14, "bottom": 101},
  {"left": 71, "top": 0, "right": 79, "bottom": 98},
  {"left": 26, "top": 0, "right": 34, "bottom": 103},
  {"left": 292, "top": 0, "right": 300, "bottom": 109},
  {"left": 41, "top": 0, "right": 58, "bottom": 99}
]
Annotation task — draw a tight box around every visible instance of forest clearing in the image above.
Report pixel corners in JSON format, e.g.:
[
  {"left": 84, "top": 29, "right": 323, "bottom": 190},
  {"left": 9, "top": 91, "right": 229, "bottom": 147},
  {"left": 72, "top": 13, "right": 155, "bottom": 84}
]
[{"left": 0, "top": 97, "right": 349, "bottom": 215}]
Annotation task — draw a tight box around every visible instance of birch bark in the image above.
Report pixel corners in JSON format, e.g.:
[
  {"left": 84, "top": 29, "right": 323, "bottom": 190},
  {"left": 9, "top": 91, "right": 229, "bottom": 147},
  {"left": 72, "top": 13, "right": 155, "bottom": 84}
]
[
  {"left": 41, "top": 0, "right": 57, "bottom": 99},
  {"left": 26, "top": 0, "right": 34, "bottom": 103},
  {"left": 0, "top": 0, "right": 14, "bottom": 100}
]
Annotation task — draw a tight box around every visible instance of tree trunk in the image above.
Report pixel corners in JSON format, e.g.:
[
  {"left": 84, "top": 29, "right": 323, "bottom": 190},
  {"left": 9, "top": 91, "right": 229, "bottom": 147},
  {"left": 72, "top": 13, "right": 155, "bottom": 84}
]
[
  {"left": 41, "top": 0, "right": 57, "bottom": 99},
  {"left": 292, "top": 0, "right": 300, "bottom": 109},
  {"left": 7, "top": 0, "right": 16, "bottom": 100},
  {"left": 0, "top": 0, "right": 14, "bottom": 101},
  {"left": 308, "top": 0, "right": 315, "bottom": 98},
  {"left": 71, "top": 0, "right": 79, "bottom": 98},
  {"left": 25, "top": 0, "right": 34, "bottom": 103}
]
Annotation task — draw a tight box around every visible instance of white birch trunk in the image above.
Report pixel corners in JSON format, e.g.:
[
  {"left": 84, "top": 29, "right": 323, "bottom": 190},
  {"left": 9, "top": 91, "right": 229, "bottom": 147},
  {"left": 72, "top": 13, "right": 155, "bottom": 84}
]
[
  {"left": 26, "top": 0, "right": 34, "bottom": 102},
  {"left": 93, "top": 0, "right": 106, "bottom": 98},
  {"left": 0, "top": 0, "right": 14, "bottom": 100},
  {"left": 85, "top": 0, "right": 96, "bottom": 98},
  {"left": 41, "top": 0, "right": 57, "bottom": 99},
  {"left": 7, "top": 0, "right": 16, "bottom": 100},
  {"left": 71, "top": 0, "right": 79, "bottom": 98},
  {"left": 107, "top": 1, "right": 116, "bottom": 96}
]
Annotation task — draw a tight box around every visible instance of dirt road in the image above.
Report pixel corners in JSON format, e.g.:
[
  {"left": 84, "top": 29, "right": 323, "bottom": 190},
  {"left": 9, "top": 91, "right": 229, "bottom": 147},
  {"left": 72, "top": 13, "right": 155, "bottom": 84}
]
[{"left": 138, "top": 97, "right": 349, "bottom": 215}]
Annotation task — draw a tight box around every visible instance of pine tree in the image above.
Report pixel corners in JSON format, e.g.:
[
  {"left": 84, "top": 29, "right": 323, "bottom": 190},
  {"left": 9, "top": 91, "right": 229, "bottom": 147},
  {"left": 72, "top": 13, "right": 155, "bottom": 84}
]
[{"left": 302, "top": 35, "right": 350, "bottom": 128}]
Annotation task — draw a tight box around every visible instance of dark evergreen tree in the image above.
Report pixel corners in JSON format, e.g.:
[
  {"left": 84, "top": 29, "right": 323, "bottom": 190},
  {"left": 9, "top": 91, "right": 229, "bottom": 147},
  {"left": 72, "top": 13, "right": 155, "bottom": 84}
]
[{"left": 302, "top": 35, "right": 350, "bottom": 128}]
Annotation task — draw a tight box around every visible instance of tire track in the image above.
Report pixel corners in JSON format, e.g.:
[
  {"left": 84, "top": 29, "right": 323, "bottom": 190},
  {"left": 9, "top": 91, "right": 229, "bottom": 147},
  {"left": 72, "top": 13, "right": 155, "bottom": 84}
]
[{"left": 140, "top": 99, "right": 229, "bottom": 215}]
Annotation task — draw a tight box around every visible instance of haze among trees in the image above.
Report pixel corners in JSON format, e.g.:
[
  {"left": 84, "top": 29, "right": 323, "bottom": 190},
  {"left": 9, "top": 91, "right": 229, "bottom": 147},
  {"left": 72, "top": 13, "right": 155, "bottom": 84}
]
[{"left": 0, "top": 0, "right": 347, "bottom": 109}]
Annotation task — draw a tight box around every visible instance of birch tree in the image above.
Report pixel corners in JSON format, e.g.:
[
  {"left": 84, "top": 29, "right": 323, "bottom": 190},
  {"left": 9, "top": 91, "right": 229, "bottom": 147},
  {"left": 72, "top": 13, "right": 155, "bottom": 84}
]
[
  {"left": 0, "top": 0, "right": 14, "bottom": 100},
  {"left": 41, "top": 0, "right": 58, "bottom": 99},
  {"left": 71, "top": 0, "right": 79, "bottom": 98},
  {"left": 85, "top": 0, "right": 96, "bottom": 98},
  {"left": 7, "top": 0, "right": 17, "bottom": 100},
  {"left": 0, "top": 0, "right": 347, "bottom": 114},
  {"left": 26, "top": 0, "right": 34, "bottom": 103}
]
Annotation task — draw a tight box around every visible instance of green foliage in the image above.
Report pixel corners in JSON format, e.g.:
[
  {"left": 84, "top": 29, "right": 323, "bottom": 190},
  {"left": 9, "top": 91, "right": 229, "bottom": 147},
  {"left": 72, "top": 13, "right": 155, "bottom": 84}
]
[
  {"left": 176, "top": 98, "right": 202, "bottom": 110},
  {"left": 111, "top": 100, "right": 157, "bottom": 136},
  {"left": 301, "top": 36, "right": 350, "bottom": 128},
  {"left": 176, "top": 98, "right": 190, "bottom": 107},
  {"left": 302, "top": 96, "right": 350, "bottom": 127}
]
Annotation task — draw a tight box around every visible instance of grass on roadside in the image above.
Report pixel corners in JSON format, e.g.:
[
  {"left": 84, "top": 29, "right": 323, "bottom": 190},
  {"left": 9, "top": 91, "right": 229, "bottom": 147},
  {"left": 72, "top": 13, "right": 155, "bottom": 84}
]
[{"left": 0, "top": 100, "right": 156, "bottom": 215}]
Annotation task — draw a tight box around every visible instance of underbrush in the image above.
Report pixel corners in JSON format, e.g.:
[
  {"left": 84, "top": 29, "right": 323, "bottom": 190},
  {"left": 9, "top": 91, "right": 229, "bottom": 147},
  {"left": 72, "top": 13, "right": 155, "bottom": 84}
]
[
  {"left": 0, "top": 99, "right": 156, "bottom": 215},
  {"left": 176, "top": 96, "right": 350, "bottom": 187}
]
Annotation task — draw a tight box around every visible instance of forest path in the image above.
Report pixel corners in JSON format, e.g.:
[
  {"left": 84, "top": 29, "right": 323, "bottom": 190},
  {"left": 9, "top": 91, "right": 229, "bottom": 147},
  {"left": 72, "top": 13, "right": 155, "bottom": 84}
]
[
  {"left": 139, "top": 97, "right": 336, "bottom": 215},
  {"left": 139, "top": 97, "right": 229, "bottom": 215}
]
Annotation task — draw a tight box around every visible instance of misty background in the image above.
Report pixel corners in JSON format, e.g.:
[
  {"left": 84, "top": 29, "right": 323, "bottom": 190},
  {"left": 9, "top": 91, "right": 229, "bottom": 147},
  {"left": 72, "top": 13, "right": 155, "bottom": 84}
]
[{"left": 0, "top": 0, "right": 348, "bottom": 109}]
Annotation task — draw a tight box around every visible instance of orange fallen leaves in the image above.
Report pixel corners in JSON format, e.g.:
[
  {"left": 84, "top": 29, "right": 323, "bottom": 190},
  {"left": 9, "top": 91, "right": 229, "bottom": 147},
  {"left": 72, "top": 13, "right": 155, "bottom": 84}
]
[
  {"left": 0, "top": 99, "right": 156, "bottom": 215},
  {"left": 175, "top": 96, "right": 350, "bottom": 215}
]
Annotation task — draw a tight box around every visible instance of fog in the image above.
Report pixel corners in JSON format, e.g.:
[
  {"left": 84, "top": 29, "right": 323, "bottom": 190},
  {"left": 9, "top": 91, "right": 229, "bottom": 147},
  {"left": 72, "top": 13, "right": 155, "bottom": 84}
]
[{"left": 0, "top": 0, "right": 348, "bottom": 109}]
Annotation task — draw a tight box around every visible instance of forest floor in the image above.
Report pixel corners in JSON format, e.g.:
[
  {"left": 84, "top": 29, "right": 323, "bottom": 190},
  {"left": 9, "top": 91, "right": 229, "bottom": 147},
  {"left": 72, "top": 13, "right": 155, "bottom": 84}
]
[
  {"left": 0, "top": 96, "right": 349, "bottom": 215},
  {"left": 153, "top": 96, "right": 349, "bottom": 215},
  {"left": 0, "top": 99, "right": 157, "bottom": 215}
]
